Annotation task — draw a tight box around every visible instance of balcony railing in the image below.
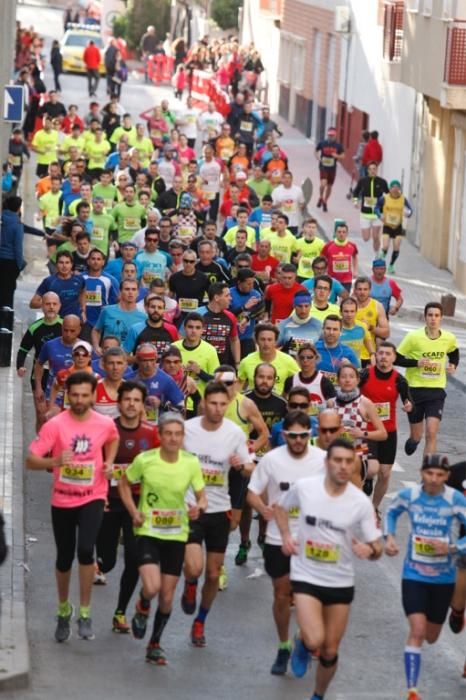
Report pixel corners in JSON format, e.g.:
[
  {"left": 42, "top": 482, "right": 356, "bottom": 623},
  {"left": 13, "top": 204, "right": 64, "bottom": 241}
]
[
  {"left": 444, "top": 21, "right": 466, "bottom": 85},
  {"left": 383, "top": 1, "right": 404, "bottom": 62}
]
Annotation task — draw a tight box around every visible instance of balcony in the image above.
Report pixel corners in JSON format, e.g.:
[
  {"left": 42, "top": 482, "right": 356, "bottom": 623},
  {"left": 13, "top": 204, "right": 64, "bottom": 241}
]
[
  {"left": 441, "top": 21, "right": 466, "bottom": 109},
  {"left": 382, "top": 1, "right": 404, "bottom": 82}
]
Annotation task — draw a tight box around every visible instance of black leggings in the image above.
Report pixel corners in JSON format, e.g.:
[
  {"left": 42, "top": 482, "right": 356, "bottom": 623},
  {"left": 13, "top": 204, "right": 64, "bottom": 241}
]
[
  {"left": 51, "top": 500, "right": 105, "bottom": 572},
  {"left": 96, "top": 499, "right": 139, "bottom": 613}
]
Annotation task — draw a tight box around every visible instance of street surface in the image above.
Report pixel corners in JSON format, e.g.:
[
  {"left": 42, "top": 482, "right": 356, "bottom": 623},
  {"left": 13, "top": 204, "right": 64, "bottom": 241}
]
[{"left": 10, "top": 4, "right": 466, "bottom": 699}]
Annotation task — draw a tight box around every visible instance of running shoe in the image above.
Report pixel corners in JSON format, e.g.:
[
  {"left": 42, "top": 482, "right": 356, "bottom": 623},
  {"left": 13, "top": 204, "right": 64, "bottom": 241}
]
[
  {"left": 54, "top": 604, "right": 75, "bottom": 643},
  {"left": 448, "top": 607, "right": 465, "bottom": 634},
  {"left": 235, "top": 540, "right": 251, "bottom": 566},
  {"left": 317, "top": 198, "right": 322, "bottom": 208},
  {"left": 381, "top": 249, "right": 387, "bottom": 259},
  {"left": 77, "top": 616, "right": 95, "bottom": 640},
  {"left": 362, "top": 478, "right": 374, "bottom": 497},
  {"left": 404, "top": 438, "right": 419, "bottom": 456},
  {"left": 132, "top": 597, "right": 150, "bottom": 639},
  {"left": 146, "top": 642, "right": 167, "bottom": 665},
  {"left": 290, "top": 635, "right": 310, "bottom": 678},
  {"left": 93, "top": 561, "right": 107, "bottom": 586},
  {"left": 322, "top": 202, "right": 328, "bottom": 212},
  {"left": 406, "top": 690, "right": 421, "bottom": 700},
  {"left": 218, "top": 565, "right": 228, "bottom": 590},
  {"left": 191, "top": 620, "right": 206, "bottom": 647},
  {"left": 388, "top": 264, "right": 396, "bottom": 275},
  {"left": 112, "top": 611, "right": 130, "bottom": 633},
  {"left": 181, "top": 580, "right": 198, "bottom": 615},
  {"left": 270, "top": 647, "right": 290, "bottom": 675}
]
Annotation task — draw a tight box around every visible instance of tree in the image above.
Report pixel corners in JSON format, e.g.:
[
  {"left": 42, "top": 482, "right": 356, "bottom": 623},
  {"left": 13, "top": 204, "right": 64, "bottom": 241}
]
[
  {"left": 113, "top": 0, "right": 171, "bottom": 51},
  {"left": 211, "top": 0, "right": 241, "bottom": 30}
]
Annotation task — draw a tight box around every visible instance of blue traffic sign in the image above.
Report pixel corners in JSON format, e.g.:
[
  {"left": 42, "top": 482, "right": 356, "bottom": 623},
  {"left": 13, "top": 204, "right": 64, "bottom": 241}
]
[{"left": 3, "top": 85, "right": 24, "bottom": 123}]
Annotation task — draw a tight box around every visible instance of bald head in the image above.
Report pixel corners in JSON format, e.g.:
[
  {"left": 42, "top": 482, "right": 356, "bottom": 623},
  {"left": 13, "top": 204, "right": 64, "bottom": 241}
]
[
  {"left": 62, "top": 315, "right": 81, "bottom": 346},
  {"left": 317, "top": 409, "right": 343, "bottom": 450},
  {"left": 42, "top": 292, "right": 61, "bottom": 319}
]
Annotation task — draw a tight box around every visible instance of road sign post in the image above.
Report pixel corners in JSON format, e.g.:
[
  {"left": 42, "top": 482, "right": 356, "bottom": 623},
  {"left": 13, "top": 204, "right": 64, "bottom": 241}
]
[{"left": 3, "top": 85, "right": 24, "bottom": 123}]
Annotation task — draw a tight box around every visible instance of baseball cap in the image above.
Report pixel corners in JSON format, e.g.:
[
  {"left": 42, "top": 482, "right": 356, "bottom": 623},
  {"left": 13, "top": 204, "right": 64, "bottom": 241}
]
[
  {"left": 235, "top": 171, "right": 247, "bottom": 180},
  {"left": 136, "top": 343, "right": 157, "bottom": 359},
  {"left": 327, "top": 126, "right": 337, "bottom": 135},
  {"left": 389, "top": 179, "right": 401, "bottom": 189},
  {"left": 72, "top": 340, "right": 92, "bottom": 355},
  {"left": 372, "top": 258, "right": 386, "bottom": 268},
  {"left": 120, "top": 241, "right": 137, "bottom": 249},
  {"left": 421, "top": 454, "right": 450, "bottom": 471}
]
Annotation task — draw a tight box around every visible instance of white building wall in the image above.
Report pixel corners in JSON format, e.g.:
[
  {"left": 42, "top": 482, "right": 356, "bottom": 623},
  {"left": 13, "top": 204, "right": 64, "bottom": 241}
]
[
  {"left": 241, "top": 0, "right": 281, "bottom": 112},
  {"left": 342, "top": 1, "right": 417, "bottom": 194}
]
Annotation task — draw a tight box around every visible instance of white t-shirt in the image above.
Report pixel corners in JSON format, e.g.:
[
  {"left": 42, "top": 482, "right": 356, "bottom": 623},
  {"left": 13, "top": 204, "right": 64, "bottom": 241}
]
[
  {"left": 272, "top": 184, "right": 304, "bottom": 227},
  {"left": 248, "top": 444, "right": 325, "bottom": 545},
  {"left": 199, "top": 160, "right": 222, "bottom": 197},
  {"left": 279, "top": 474, "right": 381, "bottom": 587},
  {"left": 198, "top": 111, "right": 223, "bottom": 140},
  {"left": 184, "top": 416, "right": 250, "bottom": 513},
  {"left": 158, "top": 160, "right": 176, "bottom": 188},
  {"left": 178, "top": 108, "right": 200, "bottom": 140}
]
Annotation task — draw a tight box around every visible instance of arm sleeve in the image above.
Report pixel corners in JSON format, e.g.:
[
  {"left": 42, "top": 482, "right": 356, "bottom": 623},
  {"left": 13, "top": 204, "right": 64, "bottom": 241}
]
[
  {"left": 17, "top": 328, "right": 34, "bottom": 369},
  {"left": 321, "top": 376, "right": 337, "bottom": 399},
  {"left": 395, "top": 374, "right": 411, "bottom": 403},
  {"left": 448, "top": 348, "right": 459, "bottom": 366},
  {"left": 394, "top": 352, "right": 419, "bottom": 368}
]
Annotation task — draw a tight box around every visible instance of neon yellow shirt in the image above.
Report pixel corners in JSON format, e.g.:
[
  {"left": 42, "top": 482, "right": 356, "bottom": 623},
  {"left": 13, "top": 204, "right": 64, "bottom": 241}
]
[
  {"left": 39, "top": 191, "right": 61, "bottom": 229},
  {"left": 397, "top": 327, "right": 458, "bottom": 389},
  {"left": 85, "top": 138, "right": 111, "bottom": 169},
  {"left": 128, "top": 135, "right": 154, "bottom": 168},
  {"left": 294, "top": 237, "right": 325, "bottom": 279},
  {"left": 239, "top": 350, "right": 299, "bottom": 395},
  {"left": 261, "top": 230, "right": 296, "bottom": 263},
  {"left": 310, "top": 303, "right": 341, "bottom": 323},
  {"left": 126, "top": 448, "right": 204, "bottom": 541},
  {"left": 224, "top": 225, "right": 256, "bottom": 248},
  {"left": 32, "top": 129, "right": 59, "bottom": 165}
]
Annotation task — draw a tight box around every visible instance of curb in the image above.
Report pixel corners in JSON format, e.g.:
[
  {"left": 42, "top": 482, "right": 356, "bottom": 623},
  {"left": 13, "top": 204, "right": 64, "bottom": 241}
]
[{"left": 0, "top": 325, "right": 30, "bottom": 690}]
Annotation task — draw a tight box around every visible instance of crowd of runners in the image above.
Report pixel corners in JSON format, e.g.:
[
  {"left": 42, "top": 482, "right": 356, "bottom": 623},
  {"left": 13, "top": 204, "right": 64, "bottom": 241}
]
[{"left": 4, "top": 20, "right": 465, "bottom": 700}]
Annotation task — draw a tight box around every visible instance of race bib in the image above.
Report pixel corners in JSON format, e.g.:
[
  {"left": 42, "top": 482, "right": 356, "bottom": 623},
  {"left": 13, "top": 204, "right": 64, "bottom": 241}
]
[
  {"left": 59, "top": 462, "right": 94, "bottom": 486},
  {"left": 142, "top": 269, "right": 157, "bottom": 284},
  {"left": 150, "top": 128, "right": 162, "bottom": 139},
  {"left": 202, "top": 467, "right": 225, "bottom": 486},
  {"left": 411, "top": 535, "right": 448, "bottom": 564},
  {"left": 376, "top": 402, "right": 391, "bottom": 421},
  {"left": 104, "top": 198, "right": 114, "bottom": 209},
  {"left": 334, "top": 258, "right": 349, "bottom": 272},
  {"left": 85, "top": 289, "right": 102, "bottom": 306},
  {"left": 178, "top": 226, "right": 195, "bottom": 240},
  {"left": 386, "top": 212, "right": 401, "bottom": 226},
  {"left": 421, "top": 362, "right": 442, "bottom": 379},
  {"left": 300, "top": 257, "right": 313, "bottom": 271},
  {"left": 282, "top": 199, "right": 296, "bottom": 213},
  {"left": 305, "top": 539, "right": 340, "bottom": 563},
  {"left": 179, "top": 298, "right": 198, "bottom": 312},
  {"left": 363, "top": 196, "right": 377, "bottom": 208},
  {"left": 220, "top": 147, "right": 233, "bottom": 160},
  {"left": 288, "top": 506, "right": 300, "bottom": 519},
  {"left": 92, "top": 226, "right": 104, "bottom": 241},
  {"left": 124, "top": 216, "right": 140, "bottom": 230},
  {"left": 205, "top": 191, "right": 216, "bottom": 200},
  {"left": 151, "top": 508, "right": 183, "bottom": 535},
  {"left": 10, "top": 155, "right": 21, "bottom": 167},
  {"left": 321, "top": 156, "right": 335, "bottom": 168},
  {"left": 111, "top": 463, "right": 129, "bottom": 487},
  {"left": 240, "top": 121, "right": 253, "bottom": 132}
]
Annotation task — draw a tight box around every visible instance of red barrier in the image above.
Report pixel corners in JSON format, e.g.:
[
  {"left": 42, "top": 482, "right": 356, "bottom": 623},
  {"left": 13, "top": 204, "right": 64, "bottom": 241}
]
[
  {"left": 189, "top": 70, "right": 230, "bottom": 117},
  {"left": 148, "top": 55, "right": 175, "bottom": 84}
]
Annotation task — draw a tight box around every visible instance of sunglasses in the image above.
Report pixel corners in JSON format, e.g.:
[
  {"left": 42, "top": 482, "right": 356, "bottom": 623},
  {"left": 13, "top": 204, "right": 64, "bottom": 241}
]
[
  {"left": 146, "top": 237, "right": 158, "bottom": 242},
  {"left": 288, "top": 402, "right": 310, "bottom": 410},
  {"left": 183, "top": 259, "right": 196, "bottom": 263},
  {"left": 315, "top": 286, "right": 330, "bottom": 291},
  {"left": 220, "top": 380, "right": 236, "bottom": 386},
  {"left": 320, "top": 426, "right": 340, "bottom": 434},
  {"left": 283, "top": 431, "right": 310, "bottom": 439},
  {"left": 73, "top": 351, "right": 89, "bottom": 357},
  {"left": 298, "top": 355, "right": 316, "bottom": 360}
]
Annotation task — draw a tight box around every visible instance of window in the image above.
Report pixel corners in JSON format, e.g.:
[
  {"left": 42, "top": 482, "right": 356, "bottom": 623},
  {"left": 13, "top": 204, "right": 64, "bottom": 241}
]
[
  {"left": 406, "top": 0, "right": 419, "bottom": 11},
  {"left": 278, "top": 35, "right": 291, "bottom": 84},
  {"left": 422, "top": 0, "right": 432, "bottom": 16},
  {"left": 442, "top": 0, "right": 453, "bottom": 20}
]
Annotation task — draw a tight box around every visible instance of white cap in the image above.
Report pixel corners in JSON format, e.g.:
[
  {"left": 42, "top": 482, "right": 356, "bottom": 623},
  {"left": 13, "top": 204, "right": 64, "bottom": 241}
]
[{"left": 72, "top": 340, "right": 93, "bottom": 355}]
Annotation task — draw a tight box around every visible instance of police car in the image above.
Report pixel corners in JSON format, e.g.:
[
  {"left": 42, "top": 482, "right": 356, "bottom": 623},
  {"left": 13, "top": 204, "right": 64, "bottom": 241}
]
[{"left": 61, "top": 24, "right": 106, "bottom": 74}]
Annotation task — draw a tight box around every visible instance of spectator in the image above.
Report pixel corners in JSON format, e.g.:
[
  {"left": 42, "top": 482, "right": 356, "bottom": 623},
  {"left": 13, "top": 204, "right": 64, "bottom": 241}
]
[
  {"left": 362, "top": 130, "right": 383, "bottom": 168},
  {"left": 50, "top": 40, "right": 63, "bottom": 92},
  {"left": 83, "top": 40, "right": 101, "bottom": 97},
  {"left": 0, "top": 196, "right": 26, "bottom": 308}
]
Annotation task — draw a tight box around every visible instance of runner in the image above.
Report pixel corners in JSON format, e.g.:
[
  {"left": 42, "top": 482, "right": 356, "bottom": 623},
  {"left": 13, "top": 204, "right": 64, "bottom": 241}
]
[
  {"left": 275, "top": 439, "right": 382, "bottom": 699},
  {"left": 353, "top": 276, "right": 390, "bottom": 367},
  {"left": 335, "top": 363, "right": 387, "bottom": 494},
  {"left": 277, "top": 291, "right": 322, "bottom": 353},
  {"left": 94, "top": 347, "right": 128, "bottom": 418},
  {"left": 321, "top": 222, "right": 358, "bottom": 293},
  {"left": 384, "top": 454, "right": 466, "bottom": 699},
  {"left": 238, "top": 322, "right": 299, "bottom": 394},
  {"left": 352, "top": 161, "right": 388, "bottom": 254},
  {"left": 180, "top": 381, "right": 254, "bottom": 647},
  {"left": 26, "top": 372, "right": 119, "bottom": 642},
  {"left": 360, "top": 342, "right": 412, "bottom": 513},
  {"left": 375, "top": 179, "right": 413, "bottom": 274},
  {"left": 340, "top": 296, "right": 375, "bottom": 365},
  {"left": 119, "top": 412, "right": 207, "bottom": 664},
  {"left": 314, "top": 315, "right": 359, "bottom": 384},
  {"left": 283, "top": 342, "right": 336, "bottom": 415},
  {"left": 315, "top": 127, "right": 345, "bottom": 212},
  {"left": 247, "top": 410, "right": 325, "bottom": 675},
  {"left": 396, "top": 302, "right": 459, "bottom": 456}
]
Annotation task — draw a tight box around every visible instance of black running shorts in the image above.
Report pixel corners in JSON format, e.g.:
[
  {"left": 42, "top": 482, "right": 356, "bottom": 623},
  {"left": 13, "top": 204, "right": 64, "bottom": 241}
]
[
  {"left": 229, "top": 468, "right": 250, "bottom": 510},
  {"left": 291, "top": 580, "right": 355, "bottom": 606},
  {"left": 135, "top": 535, "right": 185, "bottom": 576},
  {"left": 263, "top": 543, "right": 290, "bottom": 579},
  {"left": 187, "top": 511, "right": 231, "bottom": 553},
  {"left": 408, "top": 388, "right": 446, "bottom": 424},
  {"left": 368, "top": 431, "right": 398, "bottom": 465},
  {"left": 402, "top": 579, "right": 454, "bottom": 624}
]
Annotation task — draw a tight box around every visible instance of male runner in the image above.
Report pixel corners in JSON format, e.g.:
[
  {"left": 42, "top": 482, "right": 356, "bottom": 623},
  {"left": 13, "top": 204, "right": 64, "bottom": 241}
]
[
  {"left": 446, "top": 459, "right": 466, "bottom": 679},
  {"left": 119, "top": 412, "right": 207, "bottom": 664},
  {"left": 26, "top": 372, "right": 119, "bottom": 642},
  {"left": 180, "top": 382, "right": 253, "bottom": 647},
  {"left": 384, "top": 454, "right": 466, "bottom": 699},
  {"left": 396, "top": 302, "right": 459, "bottom": 456},
  {"left": 248, "top": 411, "right": 325, "bottom": 675},
  {"left": 96, "top": 381, "right": 160, "bottom": 630},
  {"left": 275, "top": 439, "right": 382, "bottom": 699}
]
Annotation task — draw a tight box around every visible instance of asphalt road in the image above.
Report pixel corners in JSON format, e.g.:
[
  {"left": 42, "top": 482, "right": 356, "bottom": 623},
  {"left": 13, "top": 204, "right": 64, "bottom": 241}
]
[{"left": 11, "top": 4, "right": 466, "bottom": 698}]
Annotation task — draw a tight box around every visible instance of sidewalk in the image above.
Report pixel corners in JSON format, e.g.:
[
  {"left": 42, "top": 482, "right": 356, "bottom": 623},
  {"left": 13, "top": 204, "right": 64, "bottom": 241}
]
[{"left": 274, "top": 115, "right": 466, "bottom": 328}]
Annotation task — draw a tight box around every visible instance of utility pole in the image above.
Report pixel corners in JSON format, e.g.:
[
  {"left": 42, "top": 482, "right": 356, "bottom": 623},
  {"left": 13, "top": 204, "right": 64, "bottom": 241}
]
[{"left": 0, "top": 0, "right": 18, "bottom": 215}]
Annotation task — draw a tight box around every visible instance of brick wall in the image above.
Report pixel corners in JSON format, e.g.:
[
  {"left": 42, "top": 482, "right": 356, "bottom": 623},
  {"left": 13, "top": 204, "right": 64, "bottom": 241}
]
[{"left": 280, "top": 0, "right": 340, "bottom": 107}]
